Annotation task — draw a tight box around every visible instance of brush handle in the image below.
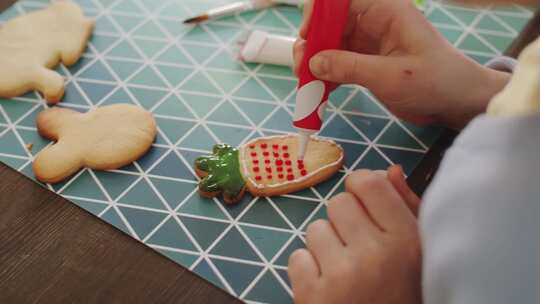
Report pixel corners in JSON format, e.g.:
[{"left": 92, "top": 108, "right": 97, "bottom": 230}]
[
  {"left": 208, "top": 0, "right": 274, "bottom": 19},
  {"left": 293, "top": 0, "right": 350, "bottom": 132}
]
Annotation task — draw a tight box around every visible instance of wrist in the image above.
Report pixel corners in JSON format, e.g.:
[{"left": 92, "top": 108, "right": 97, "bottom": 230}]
[
  {"left": 441, "top": 64, "right": 511, "bottom": 129},
  {"left": 469, "top": 67, "right": 511, "bottom": 120}
]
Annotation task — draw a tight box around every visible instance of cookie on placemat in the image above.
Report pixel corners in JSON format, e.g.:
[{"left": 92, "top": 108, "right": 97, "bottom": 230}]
[
  {"left": 33, "top": 104, "right": 156, "bottom": 183},
  {"left": 0, "top": 1, "right": 94, "bottom": 103},
  {"left": 195, "top": 135, "right": 343, "bottom": 204}
]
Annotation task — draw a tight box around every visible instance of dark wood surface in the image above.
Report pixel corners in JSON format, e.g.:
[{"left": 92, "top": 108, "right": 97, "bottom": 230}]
[
  {"left": 0, "top": 164, "right": 240, "bottom": 304},
  {"left": 0, "top": 0, "right": 12, "bottom": 11},
  {"left": 0, "top": 0, "right": 538, "bottom": 302}
]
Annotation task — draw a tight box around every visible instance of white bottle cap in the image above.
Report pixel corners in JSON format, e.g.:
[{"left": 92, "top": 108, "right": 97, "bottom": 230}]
[{"left": 240, "top": 30, "right": 295, "bottom": 67}]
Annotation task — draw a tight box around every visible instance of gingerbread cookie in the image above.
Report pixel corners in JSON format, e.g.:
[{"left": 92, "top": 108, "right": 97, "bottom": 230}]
[
  {"left": 195, "top": 135, "right": 343, "bottom": 204},
  {"left": 33, "top": 104, "right": 156, "bottom": 183},
  {"left": 0, "top": 1, "right": 94, "bottom": 103}
]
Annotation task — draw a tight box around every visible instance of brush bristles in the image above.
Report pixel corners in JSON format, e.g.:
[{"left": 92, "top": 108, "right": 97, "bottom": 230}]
[{"left": 183, "top": 14, "right": 209, "bottom": 24}]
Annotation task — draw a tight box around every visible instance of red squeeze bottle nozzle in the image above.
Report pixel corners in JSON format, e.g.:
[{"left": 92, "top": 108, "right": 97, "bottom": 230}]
[{"left": 293, "top": 0, "right": 351, "bottom": 159}]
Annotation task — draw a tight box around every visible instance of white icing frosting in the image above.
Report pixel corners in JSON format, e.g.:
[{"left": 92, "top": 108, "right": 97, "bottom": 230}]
[{"left": 240, "top": 135, "right": 344, "bottom": 189}]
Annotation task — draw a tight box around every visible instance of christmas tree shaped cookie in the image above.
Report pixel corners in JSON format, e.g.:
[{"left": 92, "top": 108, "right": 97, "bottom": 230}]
[{"left": 195, "top": 135, "right": 344, "bottom": 204}]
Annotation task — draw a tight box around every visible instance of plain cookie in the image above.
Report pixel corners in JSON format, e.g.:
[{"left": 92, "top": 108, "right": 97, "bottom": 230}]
[
  {"left": 0, "top": 1, "right": 94, "bottom": 103},
  {"left": 195, "top": 135, "right": 343, "bottom": 204},
  {"left": 33, "top": 104, "right": 157, "bottom": 183}
]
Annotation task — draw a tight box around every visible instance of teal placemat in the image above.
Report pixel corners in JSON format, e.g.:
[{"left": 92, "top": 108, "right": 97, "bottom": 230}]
[{"left": 0, "top": 1, "right": 533, "bottom": 303}]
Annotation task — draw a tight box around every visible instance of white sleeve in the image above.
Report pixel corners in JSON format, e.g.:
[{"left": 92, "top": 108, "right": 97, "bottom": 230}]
[{"left": 420, "top": 114, "right": 540, "bottom": 304}]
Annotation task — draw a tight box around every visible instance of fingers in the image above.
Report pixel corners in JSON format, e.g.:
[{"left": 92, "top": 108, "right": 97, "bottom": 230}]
[
  {"left": 288, "top": 249, "right": 319, "bottom": 294},
  {"left": 299, "top": 0, "right": 313, "bottom": 39},
  {"left": 327, "top": 192, "right": 380, "bottom": 245},
  {"left": 305, "top": 220, "right": 344, "bottom": 273},
  {"left": 387, "top": 165, "right": 421, "bottom": 216},
  {"left": 345, "top": 170, "right": 416, "bottom": 233},
  {"left": 309, "top": 50, "right": 403, "bottom": 88}
]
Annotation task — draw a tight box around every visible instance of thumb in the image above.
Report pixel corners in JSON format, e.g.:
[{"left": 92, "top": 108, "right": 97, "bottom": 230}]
[
  {"left": 387, "top": 165, "right": 421, "bottom": 216},
  {"left": 309, "top": 50, "right": 402, "bottom": 87}
]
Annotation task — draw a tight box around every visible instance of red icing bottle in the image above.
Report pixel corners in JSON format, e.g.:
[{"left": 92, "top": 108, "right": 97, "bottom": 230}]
[{"left": 293, "top": 0, "right": 351, "bottom": 159}]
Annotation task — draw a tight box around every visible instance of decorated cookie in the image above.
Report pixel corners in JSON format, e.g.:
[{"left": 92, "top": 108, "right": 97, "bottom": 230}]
[
  {"left": 195, "top": 135, "right": 343, "bottom": 204},
  {"left": 33, "top": 104, "right": 156, "bottom": 183},
  {"left": 0, "top": 1, "right": 94, "bottom": 103}
]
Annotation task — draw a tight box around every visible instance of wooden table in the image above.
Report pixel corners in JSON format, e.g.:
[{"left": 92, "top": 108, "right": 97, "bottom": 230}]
[{"left": 0, "top": 0, "right": 538, "bottom": 302}]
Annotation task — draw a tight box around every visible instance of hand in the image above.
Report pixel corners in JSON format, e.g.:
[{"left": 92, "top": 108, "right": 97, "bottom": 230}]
[
  {"left": 288, "top": 166, "right": 422, "bottom": 304},
  {"left": 294, "top": 0, "right": 510, "bottom": 129}
]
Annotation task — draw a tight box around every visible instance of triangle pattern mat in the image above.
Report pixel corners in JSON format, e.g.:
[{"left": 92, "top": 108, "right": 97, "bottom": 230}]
[{"left": 0, "top": 0, "right": 533, "bottom": 303}]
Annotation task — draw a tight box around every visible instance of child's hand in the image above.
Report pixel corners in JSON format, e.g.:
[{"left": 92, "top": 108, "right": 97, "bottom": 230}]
[
  {"left": 294, "top": 0, "right": 510, "bottom": 129},
  {"left": 288, "top": 166, "right": 421, "bottom": 304}
]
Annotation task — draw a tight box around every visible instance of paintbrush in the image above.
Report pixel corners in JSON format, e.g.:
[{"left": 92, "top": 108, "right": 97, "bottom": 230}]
[{"left": 183, "top": 0, "right": 303, "bottom": 24}]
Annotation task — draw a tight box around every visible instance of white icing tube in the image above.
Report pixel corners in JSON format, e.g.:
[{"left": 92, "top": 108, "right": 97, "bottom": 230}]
[
  {"left": 240, "top": 30, "right": 295, "bottom": 66},
  {"left": 297, "top": 130, "right": 311, "bottom": 160}
]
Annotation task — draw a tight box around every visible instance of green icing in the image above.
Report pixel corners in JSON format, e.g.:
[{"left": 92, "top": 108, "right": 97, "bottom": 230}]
[
  {"left": 195, "top": 144, "right": 246, "bottom": 198},
  {"left": 414, "top": 0, "right": 427, "bottom": 11}
]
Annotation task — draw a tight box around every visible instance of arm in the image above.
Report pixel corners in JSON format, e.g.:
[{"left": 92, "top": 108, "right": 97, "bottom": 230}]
[
  {"left": 421, "top": 115, "right": 540, "bottom": 304},
  {"left": 293, "top": 0, "right": 510, "bottom": 129},
  {"left": 421, "top": 36, "right": 540, "bottom": 304}
]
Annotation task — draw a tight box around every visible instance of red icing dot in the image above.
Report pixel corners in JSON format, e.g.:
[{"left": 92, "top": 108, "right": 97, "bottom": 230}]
[
  {"left": 273, "top": 152, "right": 279, "bottom": 158},
  {"left": 285, "top": 160, "right": 292, "bottom": 166},
  {"left": 250, "top": 152, "right": 257, "bottom": 157},
  {"left": 287, "top": 174, "right": 294, "bottom": 181},
  {"left": 255, "top": 176, "right": 262, "bottom": 181},
  {"left": 267, "top": 175, "right": 273, "bottom": 180},
  {"left": 278, "top": 174, "right": 284, "bottom": 179},
  {"left": 276, "top": 167, "right": 283, "bottom": 172},
  {"left": 253, "top": 159, "right": 259, "bottom": 165},
  {"left": 301, "top": 170, "right": 307, "bottom": 176},
  {"left": 249, "top": 145, "right": 255, "bottom": 149},
  {"left": 265, "top": 167, "right": 272, "bottom": 173},
  {"left": 253, "top": 167, "right": 260, "bottom": 173},
  {"left": 264, "top": 159, "right": 271, "bottom": 164},
  {"left": 263, "top": 151, "right": 269, "bottom": 157},
  {"left": 261, "top": 143, "right": 268, "bottom": 149},
  {"left": 272, "top": 144, "right": 279, "bottom": 150},
  {"left": 282, "top": 145, "right": 288, "bottom": 151},
  {"left": 287, "top": 168, "right": 293, "bottom": 173},
  {"left": 298, "top": 163, "right": 305, "bottom": 170},
  {"left": 275, "top": 159, "right": 283, "bottom": 166},
  {"left": 298, "top": 159, "right": 304, "bottom": 164},
  {"left": 283, "top": 153, "right": 290, "bottom": 159}
]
